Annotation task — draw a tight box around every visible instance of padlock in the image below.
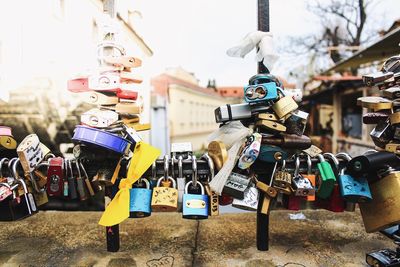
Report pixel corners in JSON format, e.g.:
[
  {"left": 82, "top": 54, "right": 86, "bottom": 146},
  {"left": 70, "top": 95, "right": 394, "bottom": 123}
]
[
  {"left": 301, "top": 155, "right": 316, "bottom": 202},
  {"left": 389, "top": 111, "right": 400, "bottom": 125},
  {"left": 316, "top": 154, "right": 336, "bottom": 199},
  {"left": 202, "top": 153, "right": 219, "bottom": 216},
  {"left": 232, "top": 184, "right": 259, "bottom": 211},
  {"left": 243, "top": 81, "right": 279, "bottom": 104},
  {"left": 285, "top": 110, "right": 309, "bottom": 136},
  {"left": 357, "top": 96, "right": 392, "bottom": 111},
  {"left": 9, "top": 179, "right": 38, "bottom": 220},
  {"left": 16, "top": 134, "right": 44, "bottom": 173},
  {"left": 256, "top": 163, "right": 278, "bottom": 214},
  {"left": 75, "top": 161, "right": 89, "bottom": 201},
  {"left": 238, "top": 133, "right": 261, "bottom": 170},
  {"left": 80, "top": 108, "right": 119, "bottom": 128},
  {"left": 0, "top": 182, "right": 18, "bottom": 221},
  {"left": 0, "top": 182, "right": 13, "bottom": 202},
  {"left": 176, "top": 156, "right": 185, "bottom": 211},
  {"left": 273, "top": 160, "right": 292, "bottom": 193},
  {"left": 256, "top": 119, "right": 286, "bottom": 133},
  {"left": 359, "top": 170, "right": 400, "bottom": 232},
  {"left": 222, "top": 172, "right": 250, "bottom": 199},
  {"left": 285, "top": 195, "right": 304, "bottom": 211},
  {"left": 258, "top": 145, "right": 288, "bottom": 163},
  {"left": 292, "top": 156, "right": 315, "bottom": 197},
  {"left": 370, "top": 120, "right": 394, "bottom": 148},
  {"left": 385, "top": 143, "right": 400, "bottom": 154},
  {"left": 0, "top": 136, "right": 17, "bottom": 150},
  {"left": 183, "top": 180, "right": 209, "bottom": 220},
  {"left": 362, "top": 111, "right": 390, "bottom": 125},
  {"left": 151, "top": 177, "right": 178, "bottom": 212},
  {"left": 316, "top": 184, "right": 345, "bottom": 212},
  {"left": 261, "top": 134, "right": 311, "bottom": 150},
  {"left": 272, "top": 96, "right": 299, "bottom": 118},
  {"left": 67, "top": 160, "right": 78, "bottom": 200},
  {"left": 347, "top": 151, "right": 400, "bottom": 179},
  {"left": 79, "top": 162, "right": 95, "bottom": 196},
  {"left": 257, "top": 113, "right": 279, "bottom": 121},
  {"left": 219, "top": 193, "right": 233, "bottom": 206},
  {"left": 336, "top": 153, "right": 372, "bottom": 203},
  {"left": 129, "top": 178, "right": 152, "bottom": 218},
  {"left": 46, "top": 157, "right": 64, "bottom": 197},
  {"left": 383, "top": 86, "right": 400, "bottom": 99},
  {"left": 207, "top": 141, "right": 228, "bottom": 171}
]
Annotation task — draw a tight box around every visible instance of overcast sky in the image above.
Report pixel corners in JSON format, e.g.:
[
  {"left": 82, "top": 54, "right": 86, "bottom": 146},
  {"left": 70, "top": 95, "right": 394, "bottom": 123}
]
[{"left": 134, "top": 0, "right": 400, "bottom": 87}]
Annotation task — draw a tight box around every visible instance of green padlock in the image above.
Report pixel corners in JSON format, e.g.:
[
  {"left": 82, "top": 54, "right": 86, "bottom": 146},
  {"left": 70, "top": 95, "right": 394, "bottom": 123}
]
[{"left": 316, "top": 154, "right": 336, "bottom": 199}]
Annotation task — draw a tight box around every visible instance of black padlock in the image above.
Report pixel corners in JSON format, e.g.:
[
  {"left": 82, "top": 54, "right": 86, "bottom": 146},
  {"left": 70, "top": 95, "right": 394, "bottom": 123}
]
[
  {"left": 67, "top": 160, "right": 78, "bottom": 200},
  {"left": 370, "top": 120, "right": 394, "bottom": 148},
  {"left": 9, "top": 179, "right": 38, "bottom": 220},
  {"left": 0, "top": 182, "right": 18, "bottom": 221},
  {"left": 347, "top": 151, "right": 400, "bottom": 178}
]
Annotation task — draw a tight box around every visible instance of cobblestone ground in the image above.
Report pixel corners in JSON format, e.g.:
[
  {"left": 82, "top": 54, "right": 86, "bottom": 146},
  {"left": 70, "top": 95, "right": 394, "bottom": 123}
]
[{"left": 0, "top": 210, "right": 393, "bottom": 266}]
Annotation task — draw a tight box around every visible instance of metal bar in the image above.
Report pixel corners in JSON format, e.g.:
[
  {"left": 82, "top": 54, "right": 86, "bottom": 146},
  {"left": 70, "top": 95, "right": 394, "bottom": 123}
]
[{"left": 256, "top": 0, "right": 270, "bottom": 252}]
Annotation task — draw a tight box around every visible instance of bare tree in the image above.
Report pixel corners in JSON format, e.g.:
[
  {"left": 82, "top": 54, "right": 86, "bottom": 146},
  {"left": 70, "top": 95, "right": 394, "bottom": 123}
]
[{"left": 289, "top": 0, "right": 371, "bottom": 64}]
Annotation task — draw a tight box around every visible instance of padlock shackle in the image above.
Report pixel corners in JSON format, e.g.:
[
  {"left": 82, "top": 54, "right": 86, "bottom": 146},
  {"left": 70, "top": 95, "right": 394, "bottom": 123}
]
[
  {"left": 185, "top": 180, "right": 204, "bottom": 195},
  {"left": 202, "top": 153, "right": 214, "bottom": 181},
  {"left": 135, "top": 178, "right": 150, "bottom": 189},
  {"left": 152, "top": 161, "right": 156, "bottom": 179},
  {"left": 163, "top": 155, "right": 169, "bottom": 179},
  {"left": 11, "top": 158, "right": 21, "bottom": 179},
  {"left": 323, "top": 153, "right": 339, "bottom": 169},
  {"left": 192, "top": 155, "right": 198, "bottom": 188},
  {"left": 156, "top": 176, "right": 176, "bottom": 188},
  {"left": 294, "top": 155, "right": 300, "bottom": 177},
  {"left": 0, "top": 157, "right": 9, "bottom": 178},
  {"left": 307, "top": 155, "right": 312, "bottom": 174},
  {"left": 178, "top": 156, "right": 183, "bottom": 178},
  {"left": 336, "top": 152, "right": 352, "bottom": 162}
]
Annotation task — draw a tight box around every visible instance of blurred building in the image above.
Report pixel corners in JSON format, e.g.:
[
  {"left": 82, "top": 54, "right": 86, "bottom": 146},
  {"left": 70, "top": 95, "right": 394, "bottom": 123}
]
[
  {"left": 0, "top": 0, "right": 152, "bottom": 154},
  {"left": 302, "top": 22, "right": 400, "bottom": 155},
  {"left": 151, "top": 67, "right": 242, "bottom": 154}
]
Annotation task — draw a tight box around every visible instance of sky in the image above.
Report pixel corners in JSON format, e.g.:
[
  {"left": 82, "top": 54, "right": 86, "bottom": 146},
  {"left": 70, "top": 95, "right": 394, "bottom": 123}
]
[{"left": 134, "top": 0, "right": 400, "bottom": 88}]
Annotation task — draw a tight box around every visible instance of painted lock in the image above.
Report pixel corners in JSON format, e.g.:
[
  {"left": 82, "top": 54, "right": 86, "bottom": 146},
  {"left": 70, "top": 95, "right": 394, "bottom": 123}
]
[
  {"left": 151, "top": 177, "right": 178, "bottom": 212},
  {"left": 129, "top": 178, "right": 152, "bottom": 218},
  {"left": 258, "top": 145, "right": 288, "bottom": 163},
  {"left": 182, "top": 181, "right": 209, "bottom": 220}
]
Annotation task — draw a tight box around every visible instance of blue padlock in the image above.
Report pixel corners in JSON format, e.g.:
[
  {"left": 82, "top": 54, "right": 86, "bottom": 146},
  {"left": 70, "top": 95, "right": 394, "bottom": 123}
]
[
  {"left": 336, "top": 153, "right": 372, "bottom": 203},
  {"left": 129, "top": 178, "right": 152, "bottom": 218},
  {"left": 182, "top": 181, "right": 209, "bottom": 220},
  {"left": 258, "top": 145, "right": 288, "bottom": 162}
]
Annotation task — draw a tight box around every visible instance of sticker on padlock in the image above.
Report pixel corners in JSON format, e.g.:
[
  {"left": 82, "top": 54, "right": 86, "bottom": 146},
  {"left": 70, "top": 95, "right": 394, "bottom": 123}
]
[
  {"left": 238, "top": 133, "right": 261, "bottom": 169},
  {"left": 183, "top": 181, "right": 209, "bottom": 220},
  {"left": 130, "top": 178, "right": 152, "bottom": 218}
]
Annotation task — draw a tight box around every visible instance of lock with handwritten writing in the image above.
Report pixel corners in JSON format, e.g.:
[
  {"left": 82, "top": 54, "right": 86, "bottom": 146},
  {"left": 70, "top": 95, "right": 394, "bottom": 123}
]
[
  {"left": 232, "top": 184, "right": 259, "bottom": 211},
  {"left": 151, "top": 177, "right": 178, "bottom": 212},
  {"left": 130, "top": 178, "right": 152, "bottom": 218},
  {"left": 16, "top": 134, "right": 44, "bottom": 173}
]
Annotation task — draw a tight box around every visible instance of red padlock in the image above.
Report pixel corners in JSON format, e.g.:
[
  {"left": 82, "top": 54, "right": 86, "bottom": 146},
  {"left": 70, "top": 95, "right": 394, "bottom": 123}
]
[
  {"left": 219, "top": 192, "right": 233, "bottom": 206},
  {"left": 316, "top": 185, "right": 345, "bottom": 212},
  {"left": 46, "top": 157, "right": 64, "bottom": 197},
  {"left": 286, "top": 195, "right": 305, "bottom": 211}
]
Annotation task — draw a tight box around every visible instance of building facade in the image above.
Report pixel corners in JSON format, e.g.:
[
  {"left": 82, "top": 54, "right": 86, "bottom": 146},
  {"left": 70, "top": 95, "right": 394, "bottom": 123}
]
[
  {"left": 151, "top": 67, "right": 242, "bottom": 154},
  {"left": 0, "top": 0, "right": 152, "bottom": 153}
]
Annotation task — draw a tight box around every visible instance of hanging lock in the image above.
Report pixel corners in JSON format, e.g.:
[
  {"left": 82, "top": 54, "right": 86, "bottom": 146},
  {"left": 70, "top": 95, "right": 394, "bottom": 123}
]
[
  {"left": 272, "top": 96, "right": 299, "bottom": 119},
  {"left": 9, "top": 179, "right": 38, "bottom": 221},
  {"left": 284, "top": 110, "right": 309, "bottom": 136},
  {"left": 75, "top": 161, "right": 89, "bottom": 201},
  {"left": 336, "top": 153, "right": 372, "bottom": 203},
  {"left": 232, "top": 183, "right": 259, "bottom": 211},
  {"left": 129, "top": 178, "right": 152, "bottom": 218},
  {"left": 182, "top": 166, "right": 209, "bottom": 220},
  {"left": 207, "top": 141, "right": 228, "bottom": 171},
  {"left": 46, "top": 157, "right": 64, "bottom": 197},
  {"left": 257, "top": 113, "right": 279, "bottom": 121},
  {"left": 302, "top": 155, "right": 317, "bottom": 201},
  {"left": 362, "top": 111, "right": 390, "bottom": 124},
  {"left": 273, "top": 160, "right": 292, "bottom": 194},
  {"left": 151, "top": 156, "right": 178, "bottom": 212},
  {"left": 202, "top": 153, "right": 219, "bottom": 216},
  {"left": 370, "top": 120, "right": 394, "bottom": 148},
  {"left": 238, "top": 133, "right": 261, "bottom": 170},
  {"left": 244, "top": 82, "right": 279, "bottom": 104},
  {"left": 383, "top": 86, "right": 400, "bottom": 99},
  {"left": 80, "top": 108, "right": 119, "bottom": 128},
  {"left": 357, "top": 96, "right": 393, "bottom": 111},
  {"left": 389, "top": 111, "right": 400, "bottom": 125},
  {"left": 257, "top": 163, "right": 279, "bottom": 214},
  {"left": 256, "top": 120, "right": 286, "bottom": 133},
  {"left": 292, "top": 156, "right": 315, "bottom": 197},
  {"left": 222, "top": 172, "right": 250, "bottom": 199},
  {"left": 258, "top": 145, "right": 288, "bottom": 163},
  {"left": 316, "top": 154, "right": 336, "bottom": 199},
  {"left": 16, "top": 134, "right": 44, "bottom": 173}
]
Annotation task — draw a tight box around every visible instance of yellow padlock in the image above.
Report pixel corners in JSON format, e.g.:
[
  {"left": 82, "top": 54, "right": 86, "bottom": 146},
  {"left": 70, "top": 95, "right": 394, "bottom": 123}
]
[
  {"left": 272, "top": 96, "right": 298, "bottom": 118},
  {"left": 0, "top": 136, "right": 17, "bottom": 150}
]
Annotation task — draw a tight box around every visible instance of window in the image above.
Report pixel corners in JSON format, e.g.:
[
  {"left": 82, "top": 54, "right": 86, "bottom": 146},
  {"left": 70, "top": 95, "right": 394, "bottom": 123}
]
[{"left": 341, "top": 92, "right": 363, "bottom": 139}]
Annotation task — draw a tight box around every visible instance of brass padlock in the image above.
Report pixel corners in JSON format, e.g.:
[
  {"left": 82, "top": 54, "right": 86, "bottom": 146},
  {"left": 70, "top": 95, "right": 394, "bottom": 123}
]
[
  {"left": 385, "top": 143, "right": 400, "bottom": 154},
  {"left": 257, "top": 113, "right": 279, "bottom": 121},
  {"left": 207, "top": 141, "right": 228, "bottom": 171},
  {"left": 389, "top": 111, "right": 400, "bottom": 125},
  {"left": 256, "top": 120, "right": 286, "bottom": 133},
  {"left": 359, "top": 170, "right": 400, "bottom": 232},
  {"left": 272, "top": 96, "right": 298, "bottom": 118},
  {"left": 151, "top": 177, "right": 178, "bottom": 212},
  {"left": 273, "top": 160, "right": 292, "bottom": 193},
  {"left": 357, "top": 96, "right": 392, "bottom": 111}
]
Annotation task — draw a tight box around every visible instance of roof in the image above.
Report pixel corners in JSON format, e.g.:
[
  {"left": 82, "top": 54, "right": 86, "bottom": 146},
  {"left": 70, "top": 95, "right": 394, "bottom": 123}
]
[
  {"left": 322, "top": 27, "right": 400, "bottom": 74},
  {"left": 217, "top": 86, "right": 244, "bottom": 98},
  {"left": 151, "top": 74, "right": 224, "bottom": 99}
]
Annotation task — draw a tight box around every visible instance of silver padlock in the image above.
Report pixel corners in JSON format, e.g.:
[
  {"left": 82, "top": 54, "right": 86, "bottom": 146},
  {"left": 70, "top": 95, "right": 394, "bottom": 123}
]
[
  {"left": 232, "top": 183, "right": 259, "bottom": 211},
  {"left": 177, "top": 156, "right": 186, "bottom": 211},
  {"left": 222, "top": 172, "right": 250, "bottom": 199},
  {"left": 292, "top": 155, "right": 315, "bottom": 197}
]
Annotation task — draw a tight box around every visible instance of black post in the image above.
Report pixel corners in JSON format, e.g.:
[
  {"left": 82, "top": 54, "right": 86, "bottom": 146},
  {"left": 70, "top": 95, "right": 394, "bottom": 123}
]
[{"left": 256, "top": 0, "right": 270, "bottom": 251}]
